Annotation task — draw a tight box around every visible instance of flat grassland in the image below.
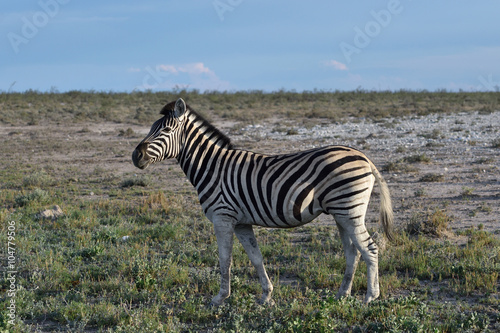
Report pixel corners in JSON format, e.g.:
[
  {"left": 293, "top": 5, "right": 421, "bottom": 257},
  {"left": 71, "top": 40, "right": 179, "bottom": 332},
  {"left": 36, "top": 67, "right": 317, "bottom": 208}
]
[{"left": 1, "top": 91, "right": 499, "bottom": 332}]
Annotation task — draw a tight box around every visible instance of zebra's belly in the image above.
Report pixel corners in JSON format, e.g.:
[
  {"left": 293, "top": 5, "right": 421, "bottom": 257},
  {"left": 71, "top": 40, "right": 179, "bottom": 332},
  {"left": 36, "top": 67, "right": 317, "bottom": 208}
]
[{"left": 239, "top": 201, "right": 325, "bottom": 229}]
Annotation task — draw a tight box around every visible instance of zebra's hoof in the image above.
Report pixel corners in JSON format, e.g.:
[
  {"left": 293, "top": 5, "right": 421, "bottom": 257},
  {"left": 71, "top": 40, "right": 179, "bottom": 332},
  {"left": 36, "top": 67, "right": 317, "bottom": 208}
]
[
  {"left": 364, "top": 292, "right": 380, "bottom": 304},
  {"left": 210, "top": 293, "right": 228, "bottom": 307},
  {"left": 258, "top": 295, "right": 275, "bottom": 306}
]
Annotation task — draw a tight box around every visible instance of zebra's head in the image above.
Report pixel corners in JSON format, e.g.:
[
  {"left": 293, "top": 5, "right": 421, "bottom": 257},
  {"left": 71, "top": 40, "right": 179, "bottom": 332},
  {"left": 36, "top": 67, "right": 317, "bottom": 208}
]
[{"left": 132, "top": 98, "right": 187, "bottom": 169}]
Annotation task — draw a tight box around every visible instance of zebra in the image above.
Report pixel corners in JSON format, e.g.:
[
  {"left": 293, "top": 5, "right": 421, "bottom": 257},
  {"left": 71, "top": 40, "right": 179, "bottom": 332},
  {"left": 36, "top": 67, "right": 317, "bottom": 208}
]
[{"left": 132, "top": 98, "right": 394, "bottom": 305}]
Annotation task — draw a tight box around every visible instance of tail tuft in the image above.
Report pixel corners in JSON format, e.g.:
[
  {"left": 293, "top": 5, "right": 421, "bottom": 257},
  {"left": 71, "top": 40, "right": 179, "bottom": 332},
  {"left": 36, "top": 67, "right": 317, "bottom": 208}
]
[{"left": 370, "top": 161, "right": 394, "bottom": 242}]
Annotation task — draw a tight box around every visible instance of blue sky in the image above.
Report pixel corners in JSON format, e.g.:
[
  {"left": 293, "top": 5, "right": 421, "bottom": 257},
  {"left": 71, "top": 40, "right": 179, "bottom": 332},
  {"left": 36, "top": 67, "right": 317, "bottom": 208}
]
[{"left": 1, "top": 0, "right": 499, "bottom": 92}]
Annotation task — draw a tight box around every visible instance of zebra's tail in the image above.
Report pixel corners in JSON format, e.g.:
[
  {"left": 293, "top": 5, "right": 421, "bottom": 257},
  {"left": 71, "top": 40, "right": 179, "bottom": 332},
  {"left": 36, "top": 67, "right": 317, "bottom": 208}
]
[{"left": 369, "top": 161, "right": 394, "bottom": 242}]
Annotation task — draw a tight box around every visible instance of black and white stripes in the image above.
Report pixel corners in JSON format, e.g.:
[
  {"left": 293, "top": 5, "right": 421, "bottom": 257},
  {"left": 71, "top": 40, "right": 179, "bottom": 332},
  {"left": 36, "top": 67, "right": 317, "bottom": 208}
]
[{"left": 133, "top": 98, "right": 394, "bottom": 305}]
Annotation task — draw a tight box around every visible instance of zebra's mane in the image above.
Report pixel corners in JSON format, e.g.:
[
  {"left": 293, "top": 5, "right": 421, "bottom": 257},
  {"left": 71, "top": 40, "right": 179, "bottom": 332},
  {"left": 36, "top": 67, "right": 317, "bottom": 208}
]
[{"left": 160, "top": 101, "right": 234, "bottom": 149}]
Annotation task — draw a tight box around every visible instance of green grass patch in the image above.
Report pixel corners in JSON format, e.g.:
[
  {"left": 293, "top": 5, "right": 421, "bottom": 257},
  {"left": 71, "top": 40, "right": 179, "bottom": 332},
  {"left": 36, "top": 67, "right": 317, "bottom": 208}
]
[
  {"left": 14, "top": 188, "right": 50, "bottom": 207},
  {"left": 1, "top": 192, "right": 499, "bottom": 331}
]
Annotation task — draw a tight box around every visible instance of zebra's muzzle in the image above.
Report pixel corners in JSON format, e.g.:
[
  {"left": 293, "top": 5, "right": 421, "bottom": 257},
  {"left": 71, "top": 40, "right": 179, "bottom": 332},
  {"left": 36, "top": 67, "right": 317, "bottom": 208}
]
[{"left": 132, "top": 143, "right": 151, "bottom": 169}]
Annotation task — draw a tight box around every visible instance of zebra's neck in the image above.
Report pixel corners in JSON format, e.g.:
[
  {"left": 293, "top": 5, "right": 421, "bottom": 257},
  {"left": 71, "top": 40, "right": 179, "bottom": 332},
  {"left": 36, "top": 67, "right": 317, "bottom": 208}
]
[{"left": 177, "top": 110, "right": 233, "bottom": 188}]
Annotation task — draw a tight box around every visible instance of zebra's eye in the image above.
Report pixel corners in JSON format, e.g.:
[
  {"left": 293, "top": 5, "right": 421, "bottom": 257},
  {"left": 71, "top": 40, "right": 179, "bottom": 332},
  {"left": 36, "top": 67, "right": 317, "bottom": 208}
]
[{"left": 164, "top": 126, "right": 172, "bottom": 133}]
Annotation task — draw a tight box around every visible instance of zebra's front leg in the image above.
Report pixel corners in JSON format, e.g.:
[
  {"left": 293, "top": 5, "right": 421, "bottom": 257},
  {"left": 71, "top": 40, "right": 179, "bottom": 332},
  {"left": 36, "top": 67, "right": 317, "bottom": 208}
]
[
  {"left": 211, "top": 222, "right": 235, "bottom": 307},
  {"left": 234, "top": 224, "right": 273, "bottom": 305}
]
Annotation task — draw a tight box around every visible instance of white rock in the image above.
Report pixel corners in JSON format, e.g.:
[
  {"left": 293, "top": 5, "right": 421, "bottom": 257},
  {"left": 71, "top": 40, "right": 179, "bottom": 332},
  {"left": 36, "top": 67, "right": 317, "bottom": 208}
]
[{"left": 38, "top": 205, "right": 64, "bottom": 220}]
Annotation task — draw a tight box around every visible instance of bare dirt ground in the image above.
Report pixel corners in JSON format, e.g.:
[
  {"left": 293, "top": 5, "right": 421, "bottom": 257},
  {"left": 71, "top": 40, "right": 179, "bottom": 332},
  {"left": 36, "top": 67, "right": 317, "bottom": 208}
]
[{"left": 2, "top": 110, "right": 499, "bottom": 237}]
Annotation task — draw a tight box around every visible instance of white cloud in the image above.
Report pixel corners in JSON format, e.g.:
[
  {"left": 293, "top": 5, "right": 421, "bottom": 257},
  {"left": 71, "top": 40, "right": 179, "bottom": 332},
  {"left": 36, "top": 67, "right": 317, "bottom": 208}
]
[
  {"left": 157, "top": 64, "right": 178, "bottom": 74},
  {"left": 324, "top": 59, "right": 348, "bottom": 71},
  {"left": 179, "top": 62, "right": 214, "bottom": 75},
  {"left": 134, "top": 62, "right": 230, "bottom": 91},
  {"left": 157, "top": 63, "right": 215, "bottom": 76}
]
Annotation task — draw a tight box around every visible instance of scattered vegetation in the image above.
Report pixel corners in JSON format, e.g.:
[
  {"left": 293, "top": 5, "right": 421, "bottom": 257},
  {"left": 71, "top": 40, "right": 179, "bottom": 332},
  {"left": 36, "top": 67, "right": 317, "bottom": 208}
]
[
  {"left": 384, "top": 153, "right": 433, "bottom": 174},
  {"left": 414, "top": 188, "right": 427, "bottom": 197},
  {"left": 120, "top": 176, "right": 151, "bottom": 188},
  {"left": 118, "top": 127, "right": 136, "bottom": 137},
  {"left": 461, "top": 186, "right": 476, "bottom": 199},
  {"left": 404, "top": 153, "right": 432, "bottom": 164},
  {"left": 491, "top": 137, "right": 500, "bottom": 148},
  {"left": 419, "top": 173, "right": 445, "bottom": 182},
  {"left": 1, "top": 89, "right": 499, "bottom": 125},
  {"left": 406, "top": 208, "right": 452, "bottom": 237},
  {"left": 384, "top": 161, "right": 417, "bottom": 173},
  {"left": 22, "top": 170, "right": 55, "bottom": 188},
  {"left": 14, "top": 188, "right": 50, "bottom": 207},
  {"left": 419, "top": 128, "right": 445, "bottom": 140},
  {"left": 475, "top": 157, "right": 495, "bottom": 164}
]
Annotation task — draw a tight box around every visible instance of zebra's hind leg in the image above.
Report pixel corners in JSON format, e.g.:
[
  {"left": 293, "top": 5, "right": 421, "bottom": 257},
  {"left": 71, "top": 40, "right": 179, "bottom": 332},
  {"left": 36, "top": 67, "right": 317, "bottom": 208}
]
[
  {"left": 335, "top": 222, "right": 361, "bottom": 299},
  {"left": 334, "top": 215, "right": 380, "bottom": 303},
  {"left": 234, "top": 224, "right": 274, "bottom": 305}
]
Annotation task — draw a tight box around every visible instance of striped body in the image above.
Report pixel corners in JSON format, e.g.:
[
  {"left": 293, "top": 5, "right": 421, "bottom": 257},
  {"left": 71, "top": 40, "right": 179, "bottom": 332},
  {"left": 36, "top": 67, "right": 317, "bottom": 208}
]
[
  {"left": 133, "top": 99, "right": 393, "bottom": 305},
  {"left": 186, "top": 145, "right": 374, "bottom": 229}
]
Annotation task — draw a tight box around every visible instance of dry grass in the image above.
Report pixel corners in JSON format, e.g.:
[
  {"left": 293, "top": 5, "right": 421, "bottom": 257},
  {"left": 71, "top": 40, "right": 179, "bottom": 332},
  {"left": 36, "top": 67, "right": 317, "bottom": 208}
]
[
  {"left": 1, "top": 90, "right": 499, "bottom": 125},
  {"left": 406, "top": 208, "right": 452, "bottom": 237}
]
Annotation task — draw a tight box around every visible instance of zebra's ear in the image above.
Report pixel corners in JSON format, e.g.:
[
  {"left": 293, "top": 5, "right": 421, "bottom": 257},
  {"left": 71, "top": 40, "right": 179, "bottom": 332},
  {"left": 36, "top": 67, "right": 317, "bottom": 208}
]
[{"left": 174, "top": 98, "right": 187, "bottom": 119}]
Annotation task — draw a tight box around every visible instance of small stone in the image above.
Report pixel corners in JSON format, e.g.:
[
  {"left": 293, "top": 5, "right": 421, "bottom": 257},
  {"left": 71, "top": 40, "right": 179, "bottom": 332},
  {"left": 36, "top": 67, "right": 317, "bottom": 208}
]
[{"left": 38, "top": 205, "right": 64, "bottom": 220}]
